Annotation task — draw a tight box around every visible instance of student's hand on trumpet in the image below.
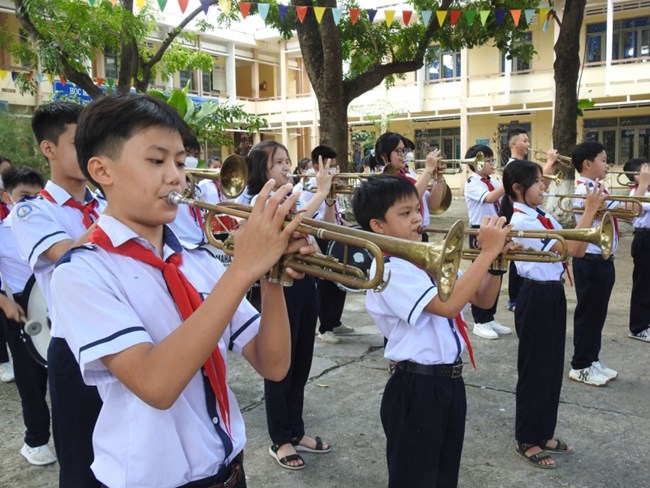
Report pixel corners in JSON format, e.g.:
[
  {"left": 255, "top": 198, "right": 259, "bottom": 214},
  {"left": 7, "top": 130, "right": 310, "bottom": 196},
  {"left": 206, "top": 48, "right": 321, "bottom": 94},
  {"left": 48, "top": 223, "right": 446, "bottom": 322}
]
[
  {"left": 476, "top": 215, "right": 518, "bottom": 259},
  {"left": 583, "top": 180, "right": 607, "bottom": 217}
]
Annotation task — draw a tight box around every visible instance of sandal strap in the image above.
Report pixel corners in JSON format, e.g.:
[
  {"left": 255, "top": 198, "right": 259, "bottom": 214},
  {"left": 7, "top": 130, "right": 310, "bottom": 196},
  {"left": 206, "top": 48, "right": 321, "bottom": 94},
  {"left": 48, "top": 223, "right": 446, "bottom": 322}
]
[
  {"left": 279, "top": 453, "right": 303, "bottom": 464},
  {"left": 314, "top": 436, "right": 323, "bottom": 451}
]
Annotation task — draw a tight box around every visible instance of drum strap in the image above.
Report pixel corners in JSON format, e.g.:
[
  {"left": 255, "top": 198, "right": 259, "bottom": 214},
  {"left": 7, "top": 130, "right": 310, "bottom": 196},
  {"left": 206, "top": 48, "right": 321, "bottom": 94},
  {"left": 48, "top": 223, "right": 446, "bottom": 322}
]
[{"left": 88, "top": 226, "right": 232, "bottom": 437}]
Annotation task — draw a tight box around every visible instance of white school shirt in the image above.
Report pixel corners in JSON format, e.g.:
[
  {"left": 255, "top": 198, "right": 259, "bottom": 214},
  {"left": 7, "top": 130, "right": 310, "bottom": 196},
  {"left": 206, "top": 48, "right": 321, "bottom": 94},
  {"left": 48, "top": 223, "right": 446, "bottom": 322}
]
[
  {"left": 0, "top": 213, "right": 32, "bottom": 294},
  {"left": 199, "top": 179, "right": 227, "bottom": 205},
  {"left": 629, "top": 188, "right": 650, "bottom": 229},
  {"left": 510, "top": 202, "right": 564, "bottom": 281},
  {"left": 11, "top": 181, "right": 105, "bottom": 337},
  {"left": 464, "top": 172, "right": 502, "bottom": 225},
  {"left": 250, "top": 191, "right": 320, "bottom": 221},
  {"left": 51, "top": 215, "right": 260, "bottom": 488},
  {"left": 573, "top": 176, "right": 619, "bottom": 255},
  {"left": 398, "top": 167, "right": 433, "bottom": 227},
  {"left": 168, "top": 184, "right": 206, "bottom": 246},
  {"left": 365, "top": 256, "right": 466, "bottom": 365}
]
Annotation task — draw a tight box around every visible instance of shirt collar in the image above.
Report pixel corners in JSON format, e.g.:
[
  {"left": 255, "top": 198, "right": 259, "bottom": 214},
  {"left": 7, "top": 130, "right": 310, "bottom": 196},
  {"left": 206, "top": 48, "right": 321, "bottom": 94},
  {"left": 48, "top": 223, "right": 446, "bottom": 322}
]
[
  {"left": 513, "top": 202, "right": 542, "bottom": 218},
  {"left": 44, "top": 180, "right": 97, "bottom": 206}
]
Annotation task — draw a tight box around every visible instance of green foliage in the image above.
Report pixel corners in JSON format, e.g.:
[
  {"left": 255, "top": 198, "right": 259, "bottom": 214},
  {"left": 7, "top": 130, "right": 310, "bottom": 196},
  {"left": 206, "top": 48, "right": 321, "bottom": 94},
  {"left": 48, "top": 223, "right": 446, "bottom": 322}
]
[
  {"left": 0, "top": 112, "right": 49, "bottom": 176},
  {"left": 577, "top": 98, "right": 595, "bottom": 117}
]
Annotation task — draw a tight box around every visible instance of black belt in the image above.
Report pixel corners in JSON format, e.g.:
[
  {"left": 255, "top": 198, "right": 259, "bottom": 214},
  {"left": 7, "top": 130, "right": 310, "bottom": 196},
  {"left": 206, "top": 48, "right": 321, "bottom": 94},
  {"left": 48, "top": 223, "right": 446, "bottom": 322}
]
[
  {"left": 580, "top": 253, "right": 615, "bottom": 262},
  {"left": 522, "top": 278, "right": 563, "bottom": 286},
  {"left": 634, "top": 228, "right": 650, "bottom": 233},
  {"left": 395, "top": 360, "right": 463, "bottom": 378},
  {"left": 177, "top": 451, "right": 243, "bottom": 488}
]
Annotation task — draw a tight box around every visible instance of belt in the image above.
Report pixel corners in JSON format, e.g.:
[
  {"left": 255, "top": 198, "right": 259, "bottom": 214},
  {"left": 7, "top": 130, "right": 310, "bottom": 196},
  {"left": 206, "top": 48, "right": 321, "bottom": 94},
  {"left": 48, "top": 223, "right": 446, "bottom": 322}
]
[
  {"left": 634, "top": 228, "right": 650, "bottom": 233},
  {"left": 395, "top": 360, "right": 463, "bottom": 378},
  {"left": 178, "top": 451, "right": 243, "bottom": 488},
  {"left": 522, "top": 278, "right": 563, "bottom": 286},
  {"left": 580, "top": 253, "right": 615, "bottom": 262}
]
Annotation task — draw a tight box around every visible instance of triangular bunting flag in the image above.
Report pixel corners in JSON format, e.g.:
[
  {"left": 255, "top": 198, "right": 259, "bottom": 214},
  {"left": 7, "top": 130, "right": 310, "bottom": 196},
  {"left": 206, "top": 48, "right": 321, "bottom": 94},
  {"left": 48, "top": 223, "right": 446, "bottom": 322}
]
[
  {"left": 510, "top": 9, "right": 522, "bottom": 26},
  {"left": 367, "top": 9, "right": 377, "bottom": 23},
  {"left": 96, "top": 77, "right": 105, "bottom": 87},
  {"left": 178, "top": 0, "right": 188, "bottom": 14},
  {"left": 420, "top": 10, "right": 432, "bottom": 26},
  {"left": 199, "top": 0, "right": 210, "bottom": 15},
  {"left": 88, "top": 0, "right": 96, "bottom": 6},
  {"left": 436, "top": 10, "right": 447, "bottom": 27},
  {"left": 296, "top": 5, "right": 307, "bottom": 23},
  {"left": 540, "top": 8, "right": 553, "bottom": 32},
  {"left": 278, "top": 4, "right": 288, "bottom": 20},
  {"left": 479, "top": 10, "right": 490, "bottom": 26},
  {"left": 11, "top": 72, "right": 18, "bottom": 81},
  {"left": 111, "top": 0, "right": 117, "bottom": 5},
  {"left": 106, "top": 78, "right": 114, "bottom": 88},
  {"left": 464, "top": 11, "right": 476, "bottom": 26},
  {"left": 239, "top": 2, "right": 251, "bottom": 18},
  {"left": 402, "top": 10, "right": 412, "bottom": 26},
  {"left": 136, "top": 0, "right": 145, "bottom": 9},
  {"left": 47, "top": 73, "right": 54, "bottom": 85},
  {"left": 157, "top": 0, "right": 167, "bottom": 11},
  {"left": 60, "top": 76, "right": 67, "bottom": 86},
  {"left": 524, "top": 9, "right": 535, "bottom": 25},
  {"left": 495, "top": 9, "right": 505, "bottom": 26},
  {"left": 450, "top": 10, "right": 461, "bottom": 26},
  {"left": 258, "top": 3, "right": 270, "bottom": 21},
  {"left": 384, "top": 10, "right": 395, "bottom": 27},
  {"left": 0, "top": 70, "right": 7, "bottom": 80},
  {"left": 350, "top": 8, "right": 360, "bottom": 25},
  {"left": 314, "top": 6, "right": 325, "bottom": 23},
  {"left": 332, "top": 7, "right": 342, "bottom": 25},
  {"left": 219, "top": 0, "right": 231, "bottom": 14},
  {"left": 36, "top": 73, "right": 43, "bottom": 83}
]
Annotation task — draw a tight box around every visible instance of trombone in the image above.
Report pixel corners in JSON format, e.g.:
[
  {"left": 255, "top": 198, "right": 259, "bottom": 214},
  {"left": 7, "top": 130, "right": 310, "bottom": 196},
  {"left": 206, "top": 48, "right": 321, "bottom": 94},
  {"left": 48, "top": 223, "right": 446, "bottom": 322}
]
[
  {"left": 608, "top": 171, "right": 638, "bottom": 188},
  {"left": 553, "top": 194, "right": 642, "bottom": 219},
  {"left": 532, "top": 149, "right": 574, "bottom": 170},
  {"left": 185, "top": 154, "right": 248, "bottom": 199},
  {"left": 167, "top": 191, "right": 466, "bottom": 300}
]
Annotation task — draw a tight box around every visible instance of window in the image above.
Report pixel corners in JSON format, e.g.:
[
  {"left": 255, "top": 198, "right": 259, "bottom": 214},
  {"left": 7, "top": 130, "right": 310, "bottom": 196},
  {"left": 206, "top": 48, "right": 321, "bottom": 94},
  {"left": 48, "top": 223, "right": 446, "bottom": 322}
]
[
  {"left": 501, "top": 32, "right": 533, "bottom": 73},
  {"left": 179, "top": 67, "right": 195, "bottom": 92},
  {"left": 584, "top": 116, "right": 650, "bottom": 165},
  {"left": 201, "top": 69, "right": 220, "bottom": 96},
  {"left": 104, "top": 49, "right": 118, "bottom": 79},
  {"left": 426, "top": 46, "right": 461, "bottom": 81},
  {"left": 586, "top": 16, "right": 650, "bottom": 63},
  {"left": 413, "top": 128, "right": 460, "bottom": 161}
]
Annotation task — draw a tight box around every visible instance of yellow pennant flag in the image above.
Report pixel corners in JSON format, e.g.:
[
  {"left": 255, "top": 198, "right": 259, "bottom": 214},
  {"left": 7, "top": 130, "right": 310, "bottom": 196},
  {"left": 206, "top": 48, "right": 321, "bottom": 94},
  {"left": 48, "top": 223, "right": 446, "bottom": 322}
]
[
  {"left": 136, "top": 0, "right": 145, "bottom": 9},
  {"left": 384, "top": 10, "right": 395, "bottom": 27},
  {"left": 48, "top": 73, "right": 55, "bottom": 85},
  {"left": 219, "top": 0, "right": 231, "bottom": 14},
  {"left": 436, "top": 10, "right": 447, "bottom": 26},
  {"left": 0, "top": 70, "right": 7, "bottom": 80},
  {"left": 314, "top": 6, "right": 325, "bottom": 23}
]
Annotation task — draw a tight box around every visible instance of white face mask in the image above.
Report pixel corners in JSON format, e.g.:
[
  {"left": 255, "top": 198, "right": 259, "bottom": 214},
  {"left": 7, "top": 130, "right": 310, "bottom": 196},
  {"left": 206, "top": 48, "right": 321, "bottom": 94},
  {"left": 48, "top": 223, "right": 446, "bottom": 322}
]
[{"left": 185, "top": 156, "right": 199, "bottom": 169}]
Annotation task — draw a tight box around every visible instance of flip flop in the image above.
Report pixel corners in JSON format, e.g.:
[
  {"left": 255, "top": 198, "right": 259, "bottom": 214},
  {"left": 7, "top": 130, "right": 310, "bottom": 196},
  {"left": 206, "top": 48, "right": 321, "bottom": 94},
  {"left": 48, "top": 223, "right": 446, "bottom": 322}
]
[
  {"left": 514, "top": 443, "right": 556, "bottom": 470},
  {"left": 268, "top": 445, "right": 305, "bottom": 470},
  {"left": 542, "top": 439, "right": 575, "bottom": 454},
  {"left": 292, "top": 435, "right": 332, "bottom": 454}
]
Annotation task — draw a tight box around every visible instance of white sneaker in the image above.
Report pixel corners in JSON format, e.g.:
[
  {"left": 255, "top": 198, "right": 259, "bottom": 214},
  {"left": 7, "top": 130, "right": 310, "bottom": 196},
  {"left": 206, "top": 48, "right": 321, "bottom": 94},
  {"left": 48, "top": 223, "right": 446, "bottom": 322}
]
[
  {"left": 488, "top": 320, "right": 512, "bottom": 335},
  {"left": 333, "top": 323, "right": 355, "bottom": 335},
  {"left": 592, "top": 360, "right": 618, "bottom": 381},
  {"left": 628, "top": 327, "right": 650, "bottom": 342},
  {"left": 317, "top": 331, "right": 340, "bottom": 344},
  {"left": 0, "top": 362, "right": 14, "bottom": 383},
  {"left": 568, "top": 365, "right": 609, "bottom": 386},
  {"left": 20, "top": 443, "right": 57, "bottom": 466},
  {"left": 473, "top": 322, "right": 499, "bottom": 340}
]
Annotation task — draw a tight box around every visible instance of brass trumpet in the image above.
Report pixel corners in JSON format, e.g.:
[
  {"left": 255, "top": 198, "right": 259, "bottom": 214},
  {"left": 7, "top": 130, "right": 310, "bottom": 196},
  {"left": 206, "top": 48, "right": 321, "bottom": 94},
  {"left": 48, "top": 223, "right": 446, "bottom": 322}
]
[
  {"left": 609, "top": 171, "right": 638, "bottom": 188},
  {"left": 533, "top": 149, "right": 574, "bottom": 170},
  {"left": 553, "top": 194, "right": 642, "bottom": 219},
  {"left": 167, "top": 192, "right": 465, "bottom": 300},
  {"left": 185, "top": 154, "right": 248, "bottom": 199}
]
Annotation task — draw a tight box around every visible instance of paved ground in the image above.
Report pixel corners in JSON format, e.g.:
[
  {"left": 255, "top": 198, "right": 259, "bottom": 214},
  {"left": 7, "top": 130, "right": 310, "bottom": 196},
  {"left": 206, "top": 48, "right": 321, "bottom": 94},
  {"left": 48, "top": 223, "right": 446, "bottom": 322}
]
[{"left": 1, "top": 197, "right": 649, "bottom": 487}]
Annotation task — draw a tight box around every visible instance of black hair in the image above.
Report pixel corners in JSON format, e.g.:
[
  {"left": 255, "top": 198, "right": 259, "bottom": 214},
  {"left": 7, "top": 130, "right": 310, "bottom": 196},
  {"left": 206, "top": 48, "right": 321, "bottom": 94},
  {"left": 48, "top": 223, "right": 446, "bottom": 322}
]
[
  {"left": 31, "top": 101, "right": 83, "bottom": 144},
  {"left": 184, "top": 134, "right": 201, "bottom": 154},
  {"left": 311, "top": 145, "right": 336, "bottom": 165},
  {"left": 465, "top": 144, "right": 494, "bottom": 172},
  {"left": 402, "top": 136, "right": 416, "bottom": 151},
  {"left": 352, "top": 175, "right": 418, "bottom": 232},
  {"left": 1, "top": 165, "right": 45, "bottom": 193},
  {"left": 0, "top": 156, "right": 11, "bottom": 166},
  {"left": 75, "top": 93, "right": 192, "bottom": 191},
  {"left": 371, "top": 132, "right": 404, "bottom": 170},
  {"left": 571, "top": 141, "right": 606, "bottom": 173},
  {"left": 623, "top": 158, "right": 648, "bottom": 183},
  {"left": 294, "top": 157, "right": 310, "bottom": 175},
  {"left": 499, "top": 160, "right": 542, "bottom": 223},
  {"left": 246, "top": 140, "right": 290, "bottom": 196},
  {"left": 507, "top": 127, "right": 528, "bottom": 144}
]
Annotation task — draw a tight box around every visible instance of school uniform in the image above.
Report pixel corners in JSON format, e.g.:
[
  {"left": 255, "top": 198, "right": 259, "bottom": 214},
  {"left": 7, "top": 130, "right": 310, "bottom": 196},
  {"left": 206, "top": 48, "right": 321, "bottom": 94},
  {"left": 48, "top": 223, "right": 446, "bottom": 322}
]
[
  {"left": 51, "top": 215, "right": 256, "bottom": 488},
  {"left": 366, "top": 257, "right": 469, "bottom": 488},
  {"left": 628, "top": 188, "right": 650, "bottom": 334},
  {"left": 510, "top": 203, "right": 567, "bottom": 446},
  {"left": 505, "top": 158, "right": 525, "bottom": 308},
  {"left": 465, "top": 172, "right": 502, "bottom": 323},
  {"left": 12, "top": 181, "right": 105, "bottom": 487},
  {"left": 0, "top": 212, "right": 50, "bottom": 448},
  {"left": 571, "top": 177, "right": 619, "bottom": 370},
  {"left": 396, "top": 167, "right": 433, "bottom": 227}
]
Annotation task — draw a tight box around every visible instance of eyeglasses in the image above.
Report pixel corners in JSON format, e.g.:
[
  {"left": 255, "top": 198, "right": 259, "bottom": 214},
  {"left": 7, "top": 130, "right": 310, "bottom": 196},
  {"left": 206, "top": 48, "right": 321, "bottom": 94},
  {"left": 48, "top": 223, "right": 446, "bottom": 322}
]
[{"left": 393, "top": 148, "right": 408, "bottom": 156}]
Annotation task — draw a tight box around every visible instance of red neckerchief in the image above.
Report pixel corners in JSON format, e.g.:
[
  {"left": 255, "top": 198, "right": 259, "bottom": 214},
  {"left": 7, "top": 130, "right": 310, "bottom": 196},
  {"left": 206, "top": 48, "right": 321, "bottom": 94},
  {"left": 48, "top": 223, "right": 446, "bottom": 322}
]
[
  {"left": 40, "top": 189, "right": 98, "bottom": 229},
  {"left": 480, "top": 176, "right": 501, "bottom": 213},
  {"left": 513, "top": 207, "right": 573, "bottom": 286},
  {"left": 0, "top": 202, "right": 9, "bottom": 221},
  {"left": 383, "top": 252, "right": 475, "bottom": 368},
  {"left": 88, "top": 226, "right": 232, "bottom": 435},
  {"left": 397, "top": 168, "right": 425, "bottom": 218}
]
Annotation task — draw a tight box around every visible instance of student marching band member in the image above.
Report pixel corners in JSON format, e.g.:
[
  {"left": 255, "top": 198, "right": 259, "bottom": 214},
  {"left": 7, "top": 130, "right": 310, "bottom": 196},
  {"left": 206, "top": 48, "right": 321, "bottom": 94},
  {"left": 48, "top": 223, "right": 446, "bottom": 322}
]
[
  {"left": 12, "top": 102, "right": 104, "bottom": 487},
  {"left": 500, "top": 160, "right": 605, "bottom": 468},
  {"left": 51, "top": 93, "right": 317, "bottom": 487}
]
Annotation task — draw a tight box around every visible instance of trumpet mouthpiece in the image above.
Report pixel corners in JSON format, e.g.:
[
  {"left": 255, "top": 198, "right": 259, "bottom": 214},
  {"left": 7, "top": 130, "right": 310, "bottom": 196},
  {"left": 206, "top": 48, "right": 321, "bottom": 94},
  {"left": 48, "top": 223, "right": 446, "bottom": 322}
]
[
  {"left": 167, "top": 191, "right": 184, "bottom": 206},
  {"left": 417, "top": 225, "right": 425, "bottom": 235}
]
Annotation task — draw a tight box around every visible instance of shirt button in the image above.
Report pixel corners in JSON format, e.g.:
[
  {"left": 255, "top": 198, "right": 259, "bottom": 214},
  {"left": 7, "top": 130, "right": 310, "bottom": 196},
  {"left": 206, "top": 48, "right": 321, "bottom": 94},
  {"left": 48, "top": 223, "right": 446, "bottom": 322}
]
[{"left": 212, "top": 417, "right": 219, "bottom": 424}]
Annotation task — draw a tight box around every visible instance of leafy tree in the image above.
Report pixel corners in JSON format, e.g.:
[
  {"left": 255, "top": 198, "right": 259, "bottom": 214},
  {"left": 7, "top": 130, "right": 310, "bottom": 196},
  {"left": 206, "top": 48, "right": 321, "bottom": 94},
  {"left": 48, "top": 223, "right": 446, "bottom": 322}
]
[
  {"left": 261, "top": 0, "right": 542, "bottom": 165},
  {"left": 0, "top": 112, "right": 48, "bottom": 175}
]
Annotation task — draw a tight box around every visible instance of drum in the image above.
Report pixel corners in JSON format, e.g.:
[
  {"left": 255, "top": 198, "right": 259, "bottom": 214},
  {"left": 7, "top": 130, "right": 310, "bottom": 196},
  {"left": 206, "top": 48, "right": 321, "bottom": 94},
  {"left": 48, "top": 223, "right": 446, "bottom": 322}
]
[
  {"left": 20, "top": 276, "right": 50, "bottom": 367},
  {"left": 326, "top": 234, "right": 375, "bottom": 293}
]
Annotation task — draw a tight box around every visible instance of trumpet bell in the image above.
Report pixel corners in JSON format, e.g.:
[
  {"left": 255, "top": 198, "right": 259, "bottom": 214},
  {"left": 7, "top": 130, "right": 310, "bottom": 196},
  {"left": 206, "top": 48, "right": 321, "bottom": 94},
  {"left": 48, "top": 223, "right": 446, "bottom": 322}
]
[
  {"left": 430, "top": 182, "right": 452, "bottom": 216},
  {"left": 184, "top": 154, "right": 248, "bottom": 199}
]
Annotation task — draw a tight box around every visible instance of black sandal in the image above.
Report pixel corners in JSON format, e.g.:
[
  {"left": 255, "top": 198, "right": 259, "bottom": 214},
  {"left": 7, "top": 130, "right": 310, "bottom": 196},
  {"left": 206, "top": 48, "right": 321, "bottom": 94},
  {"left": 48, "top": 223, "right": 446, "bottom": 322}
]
[
  {"left": 515, "top": 443, "right": 556, "bottom": 469},
  {"left": 291, "top": 435, "right": 332, "bottom": 453},
  {"left": 542, "top": 439, "right": 574, "bottom": 454},
  {"left": 268, "top": 444, "right": 305, "bottom": 470}
]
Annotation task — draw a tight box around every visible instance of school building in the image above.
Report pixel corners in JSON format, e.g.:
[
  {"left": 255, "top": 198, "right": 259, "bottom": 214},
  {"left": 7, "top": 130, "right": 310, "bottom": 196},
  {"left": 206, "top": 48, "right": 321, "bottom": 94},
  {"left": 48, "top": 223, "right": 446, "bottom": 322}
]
[{"left": 1, "top": 0, "right": 648, "bottom": 189}]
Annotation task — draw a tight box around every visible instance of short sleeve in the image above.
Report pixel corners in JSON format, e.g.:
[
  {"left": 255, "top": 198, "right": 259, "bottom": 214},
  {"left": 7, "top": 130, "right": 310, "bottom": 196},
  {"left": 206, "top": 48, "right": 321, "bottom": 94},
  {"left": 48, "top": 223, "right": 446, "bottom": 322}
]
[{"left": 464, "top": 178, "right": 488, "bottom": 204}]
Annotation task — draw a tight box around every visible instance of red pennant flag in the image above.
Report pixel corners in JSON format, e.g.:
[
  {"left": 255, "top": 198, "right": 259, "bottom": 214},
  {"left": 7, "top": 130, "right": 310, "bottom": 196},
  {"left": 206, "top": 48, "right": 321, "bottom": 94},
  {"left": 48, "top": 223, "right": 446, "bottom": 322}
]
[
  {"left": 60, "top": 76, "right": 67, "bottom": 86},
  {"left": 296, "top": 5, "right": 307, "bottom": 23},
  {"left": 350, "top": 8, "right": 360, "bottom": 25},
  {"left": 510, "top": 9, "right": 522, "bottom": 26},
  {"left": 239, "top": 1, "right": 251, "bottom": 18},
  {"left": 402, "top": 10, "right": 412, "bottom": 25},
  {"left": 96, "top": 77, "right": 105, "bottom": 87},
  {"left": 178, "top": 0, "right": 188, "bottom": 13},
  {"left": 450, "top": 10, "right": 461, "bottom": 25}
]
